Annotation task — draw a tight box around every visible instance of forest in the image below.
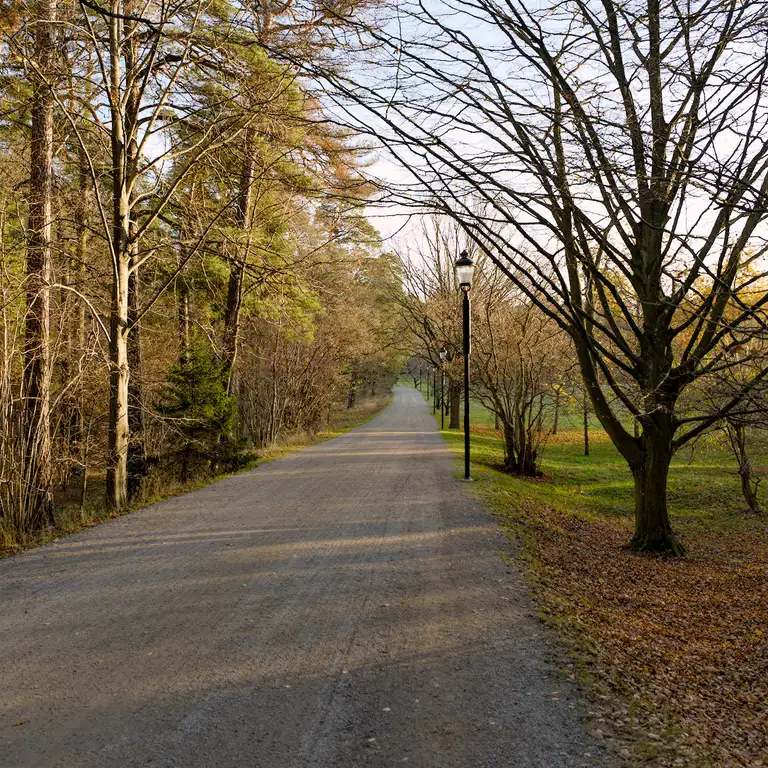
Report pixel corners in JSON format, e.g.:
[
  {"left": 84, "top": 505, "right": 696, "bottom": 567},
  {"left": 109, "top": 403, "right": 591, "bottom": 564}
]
[{"left": 0, "top": 0, "right": 406, "bottom": 548}]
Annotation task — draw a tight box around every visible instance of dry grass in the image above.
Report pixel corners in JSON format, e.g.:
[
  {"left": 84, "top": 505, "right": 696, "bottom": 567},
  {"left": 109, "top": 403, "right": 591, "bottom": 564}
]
[{"left": 0, "top": 394, "right": 392, "bottom": 559}]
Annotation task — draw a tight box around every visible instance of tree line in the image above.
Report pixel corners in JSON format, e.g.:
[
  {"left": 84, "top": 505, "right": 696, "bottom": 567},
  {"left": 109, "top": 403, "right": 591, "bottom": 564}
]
[
  {"left": 397, "top": 212, "right": 768, "bottom": 550},
  {"left": 0, "top": 0, "right": 405, "bottom": 547}
]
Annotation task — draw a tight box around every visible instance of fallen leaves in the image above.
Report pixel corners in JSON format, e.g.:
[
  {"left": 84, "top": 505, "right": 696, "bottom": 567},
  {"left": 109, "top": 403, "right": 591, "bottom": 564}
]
[{"left": 512, "top": 504, "right": 768, "bottom": 766}]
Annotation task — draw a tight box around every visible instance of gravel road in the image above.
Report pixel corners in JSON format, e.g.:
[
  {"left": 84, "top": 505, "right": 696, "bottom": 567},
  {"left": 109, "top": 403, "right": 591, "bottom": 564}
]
[{"left": 0, "top": 386, "right": 610, "bottom": 767}]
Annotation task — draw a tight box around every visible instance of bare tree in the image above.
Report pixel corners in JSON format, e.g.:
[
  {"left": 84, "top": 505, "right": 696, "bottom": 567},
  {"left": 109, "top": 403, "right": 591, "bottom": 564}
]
[
  {"left": 694, "top": 333, "right": 768, "bottom": 513},
  {"left": 393, "top": 216, "right": 467, "bottom": 428},
  {"left": 295, "top": 0, "right": 768, "bottom": 553},
  {"left": 472, "top": 272, "right": 568, "bottom": 476}
]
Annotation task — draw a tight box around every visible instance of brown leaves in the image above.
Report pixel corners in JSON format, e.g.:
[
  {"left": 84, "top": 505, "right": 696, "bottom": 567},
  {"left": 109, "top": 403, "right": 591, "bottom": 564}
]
[{"left": 518, "top": 506, "right": 768, "bottom": 766}]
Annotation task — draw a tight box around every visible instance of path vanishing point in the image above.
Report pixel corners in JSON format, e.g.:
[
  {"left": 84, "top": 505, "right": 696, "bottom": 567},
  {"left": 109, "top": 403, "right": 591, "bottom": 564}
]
[{"left": 1, "top": 386, "right": 609, "bottom": 767}]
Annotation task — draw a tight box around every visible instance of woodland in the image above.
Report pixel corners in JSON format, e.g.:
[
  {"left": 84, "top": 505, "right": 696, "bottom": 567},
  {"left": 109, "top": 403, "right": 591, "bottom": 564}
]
[{"left": 0, "top": 0, "right": 406, "bottom": 548}]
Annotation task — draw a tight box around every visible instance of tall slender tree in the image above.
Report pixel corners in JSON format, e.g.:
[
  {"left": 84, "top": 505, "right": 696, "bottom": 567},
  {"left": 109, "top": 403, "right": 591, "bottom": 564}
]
[{"left": 23, "top": 0, "right": 57, "bottom": 529}]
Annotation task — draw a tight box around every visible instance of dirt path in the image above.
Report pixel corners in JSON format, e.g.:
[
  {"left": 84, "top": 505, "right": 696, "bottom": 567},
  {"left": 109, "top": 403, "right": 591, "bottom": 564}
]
[{"left": 0, "top": 387, "right": 610, "bottom": 767}]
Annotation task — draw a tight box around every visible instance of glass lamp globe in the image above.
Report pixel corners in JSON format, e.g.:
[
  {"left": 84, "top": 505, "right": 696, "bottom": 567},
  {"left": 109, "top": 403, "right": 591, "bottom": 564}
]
[{"left": 455, "top": 251, "right": 475, "bottom": 288}]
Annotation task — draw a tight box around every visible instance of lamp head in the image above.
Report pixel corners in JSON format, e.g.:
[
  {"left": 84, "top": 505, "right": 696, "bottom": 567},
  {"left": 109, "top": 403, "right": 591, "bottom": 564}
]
[{"left": 455, "top": 250, "right": 475, "bottom": 289}]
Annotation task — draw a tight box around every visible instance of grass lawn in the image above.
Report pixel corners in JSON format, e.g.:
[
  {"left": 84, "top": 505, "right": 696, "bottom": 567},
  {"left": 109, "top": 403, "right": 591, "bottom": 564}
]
[{"left": 438, "top": 417, "right": 767, "bottom": 767}]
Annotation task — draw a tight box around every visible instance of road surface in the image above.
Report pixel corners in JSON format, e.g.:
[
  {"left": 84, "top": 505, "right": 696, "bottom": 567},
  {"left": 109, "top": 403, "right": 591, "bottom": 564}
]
[{"left": 0, "top": 386, "right": 609, "bottom": 767}]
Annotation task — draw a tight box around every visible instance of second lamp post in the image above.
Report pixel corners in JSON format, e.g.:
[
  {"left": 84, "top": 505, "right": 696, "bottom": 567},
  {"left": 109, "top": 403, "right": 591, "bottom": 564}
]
[
  {"left": 438, "top": 347, "right": 448, "bottom": 430},
  {"left": 454, "top": 251, "right": 475, "bottom": 481}
]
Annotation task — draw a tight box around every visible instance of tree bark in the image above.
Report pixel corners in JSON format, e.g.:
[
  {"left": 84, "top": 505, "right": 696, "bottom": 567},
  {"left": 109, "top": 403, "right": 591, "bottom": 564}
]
[
  {"left": 23, "top": 0, "right": 57, "bottom": 530},
  {"left": 552, "top": 390, "right": 560, "bottom": 435},
  {"left": 127, "top": 264, "right": 147, "bottom": 500},
  {"left": 502, "top": 421, "right": 517, "bottom": 472},
  {"left": 449, "top": 379, "right": 460, "bottom": 429},
  {"left": 223, "top": 129, "right": 257, "bottom": 395},
  {"left": 629, "top": 424, "right": 685, "bottom": 555},
  {"left": 177, "top": 271, "right": 191, "bottom": 365},
  {"left": 71, "top": 142, "right": 89, "bottom": 488},
  {"left": 730, "top": 423, "right": 761, "bottom": 513},
  {"left": 122, "top": 1, "right": 146, "bottom": 500},
  {"left": 106, "top": 3, "right": 130, "bottom": 510},
  {"left": 740, "top": 465, "right": 761, "bottom": 513},
  {"left": 107, "top": 260, "right": 130, "bottom": 511}
]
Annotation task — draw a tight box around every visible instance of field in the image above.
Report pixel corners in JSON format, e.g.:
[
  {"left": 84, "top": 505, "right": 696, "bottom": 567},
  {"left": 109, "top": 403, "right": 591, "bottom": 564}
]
[{"left": 435, "top": 403, "right": 767, "bottom": 766}]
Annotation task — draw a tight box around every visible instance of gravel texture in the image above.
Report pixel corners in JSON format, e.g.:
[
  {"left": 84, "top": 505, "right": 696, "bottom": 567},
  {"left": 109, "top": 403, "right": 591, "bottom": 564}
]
[{"left": 0, "top": 386, "right": 611, "bottom": 767}]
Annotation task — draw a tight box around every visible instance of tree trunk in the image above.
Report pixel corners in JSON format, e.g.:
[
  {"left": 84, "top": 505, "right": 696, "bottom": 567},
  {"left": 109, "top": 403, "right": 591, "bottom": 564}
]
[
  {"left": 730, "top": 423, "right": 761, "bottom": 513},
  {"left": 23, "top": 0, "right": 57, "bottom": 530},
  {"left": 552, "top": 390, "right": 560, "bottom": 435},
  {"left": 583, "top": 396, "right": 589, "bottom": 456},
  {"left": 347, "top": 375, "right": 357, "bottom": 409},
  {"left": 740, "top": 466, "right": 761, "bottom": 513},
  {"left": 71, "top": 142, "right": 89, "bottom": 490},
  {"left": 127, "top": 263, "right": 147, "bottom": 500},
  {"left": 449, "top": 379, "right": 460, "bottom": 429},
  {"left": 106, "top": 5, "right": 130, "bottom": 510},
  {"left": 107, "top": 263, "right": 130, "bottom": 511},
  {"left": 628, "top": 426, "right": 685, "bottom": 555},
  {"left": 223, "top": 263, "right": 244, "bottom": 395},
  {"left": 502, "top": 421, "right": 518, "bottom": 472},
  {"left": 177, "top": 273, "right": 191, "bottom": 364},
  {"left": 502, "top": 414, "right": 540, "bottom": 476},
  {"left": 223, "top": 129, "right": 257, "bottom": 395},
  {"left": 123, "top": 2, "right": 146, "bottom": 501}
]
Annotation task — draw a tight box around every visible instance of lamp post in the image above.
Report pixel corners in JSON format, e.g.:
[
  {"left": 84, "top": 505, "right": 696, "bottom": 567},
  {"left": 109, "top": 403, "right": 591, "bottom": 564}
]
[
  {"left": 438, "top": 347, "right": 447, "bottom": 430},
  {"left": 455, "top": 251, "right": 475, "bottom": 481}
]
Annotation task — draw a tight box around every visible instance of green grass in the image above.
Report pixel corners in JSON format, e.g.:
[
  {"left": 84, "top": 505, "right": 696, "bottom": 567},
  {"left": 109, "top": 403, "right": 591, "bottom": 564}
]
[
  {"left": 436, "top": 415, "right": 765, "bottom": 540},
  {"left": 410, "top": 377, "right": 611, "bottom": 430}
]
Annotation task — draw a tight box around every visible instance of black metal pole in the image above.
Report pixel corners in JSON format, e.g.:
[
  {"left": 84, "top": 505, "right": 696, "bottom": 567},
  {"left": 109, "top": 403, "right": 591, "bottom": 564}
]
[
  {"left": 440, "top": 371, "right": 445, "bottom": 430},
  {"left": 463, "top": 288, "right": 471, "bottom": 481},
  {"left": 432, "top": 370, "right": 437, "bottom": 414}
]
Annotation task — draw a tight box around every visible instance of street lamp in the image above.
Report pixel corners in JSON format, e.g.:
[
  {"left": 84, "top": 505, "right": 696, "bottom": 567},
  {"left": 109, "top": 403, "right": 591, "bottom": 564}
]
[
  {"left": 438, "top": 347, "right": 447, "bottom": 430},
  {"left": 455, "top": 250, "right": 475, "bottom": 481}
]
